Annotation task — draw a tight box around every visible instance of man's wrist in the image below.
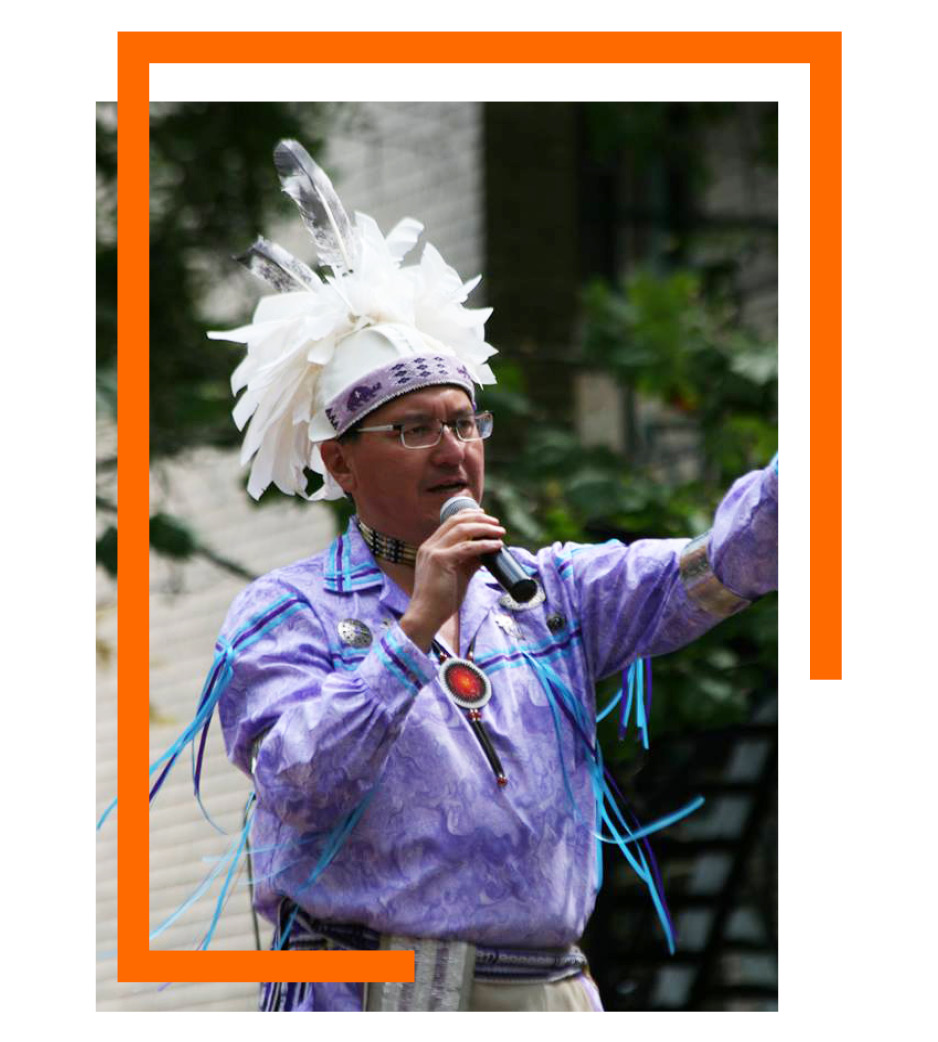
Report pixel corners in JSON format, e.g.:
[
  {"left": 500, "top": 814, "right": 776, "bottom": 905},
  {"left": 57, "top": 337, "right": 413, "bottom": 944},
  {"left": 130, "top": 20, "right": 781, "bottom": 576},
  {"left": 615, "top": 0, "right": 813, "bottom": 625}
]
[{"left": 399, "top": 611, "right": 437, "bottom": 652}]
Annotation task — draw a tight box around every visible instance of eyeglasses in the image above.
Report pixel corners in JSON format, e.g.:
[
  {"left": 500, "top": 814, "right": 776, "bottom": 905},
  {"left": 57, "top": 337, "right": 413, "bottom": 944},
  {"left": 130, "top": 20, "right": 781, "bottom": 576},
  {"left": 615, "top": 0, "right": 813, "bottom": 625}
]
[{"left": 356, "top": 411, "right": 494, "bottom": 450}]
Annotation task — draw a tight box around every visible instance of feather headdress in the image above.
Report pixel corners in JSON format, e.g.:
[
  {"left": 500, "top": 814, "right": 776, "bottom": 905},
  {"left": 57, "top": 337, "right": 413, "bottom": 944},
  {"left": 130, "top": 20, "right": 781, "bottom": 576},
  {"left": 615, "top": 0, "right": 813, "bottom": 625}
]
[{"left": 208, "top": 140, "right": 497, "bottom": 501}]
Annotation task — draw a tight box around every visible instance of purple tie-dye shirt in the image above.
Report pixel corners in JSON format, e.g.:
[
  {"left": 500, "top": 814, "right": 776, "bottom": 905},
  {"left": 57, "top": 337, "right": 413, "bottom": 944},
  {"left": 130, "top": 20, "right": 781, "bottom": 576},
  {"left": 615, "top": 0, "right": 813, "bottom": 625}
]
[{"left": 215, "top": 460, "right": 777, "bottom": 1005}]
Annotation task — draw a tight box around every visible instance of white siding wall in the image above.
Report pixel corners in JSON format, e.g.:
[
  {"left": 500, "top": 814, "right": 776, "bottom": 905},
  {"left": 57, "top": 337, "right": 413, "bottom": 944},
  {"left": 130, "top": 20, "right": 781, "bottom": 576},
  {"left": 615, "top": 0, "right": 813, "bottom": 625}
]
[{"left": 96, "top": 101, "right": 484, "bottom": 1011}]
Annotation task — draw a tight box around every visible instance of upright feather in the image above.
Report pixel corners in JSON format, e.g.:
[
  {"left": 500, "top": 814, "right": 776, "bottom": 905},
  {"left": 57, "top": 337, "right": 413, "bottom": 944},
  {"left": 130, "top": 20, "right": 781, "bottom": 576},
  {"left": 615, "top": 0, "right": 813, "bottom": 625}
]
[
  {"left": 235, "top": 236, "right": 320, "bottom": 293},
  {"left": 273, "top": 140, "right": 360, "bottom": 275}
]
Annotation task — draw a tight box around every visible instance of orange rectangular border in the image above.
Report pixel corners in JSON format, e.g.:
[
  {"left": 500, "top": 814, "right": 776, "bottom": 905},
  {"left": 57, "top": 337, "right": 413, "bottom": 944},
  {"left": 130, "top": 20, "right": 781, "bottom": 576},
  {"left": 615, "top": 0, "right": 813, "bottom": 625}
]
[{"left": 118, "top": 30, "right": 841, "bottom": 984}]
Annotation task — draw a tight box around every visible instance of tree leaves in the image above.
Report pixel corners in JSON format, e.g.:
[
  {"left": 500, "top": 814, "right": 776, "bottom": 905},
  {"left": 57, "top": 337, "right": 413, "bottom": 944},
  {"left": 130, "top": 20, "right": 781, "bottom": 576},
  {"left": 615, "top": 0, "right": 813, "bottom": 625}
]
[
  {"left": 149, "top": 513, "right": 197, "bottom": 560},
  {"left": 96, "top": 526, "right": 118, "bottom": 577}
]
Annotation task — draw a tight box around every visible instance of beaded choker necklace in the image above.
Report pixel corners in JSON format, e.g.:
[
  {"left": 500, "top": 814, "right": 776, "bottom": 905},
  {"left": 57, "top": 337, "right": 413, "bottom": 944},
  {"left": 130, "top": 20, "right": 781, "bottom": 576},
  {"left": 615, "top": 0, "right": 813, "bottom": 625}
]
[{"left": 357, "top": 518, "right": 419, "bottom": 567}]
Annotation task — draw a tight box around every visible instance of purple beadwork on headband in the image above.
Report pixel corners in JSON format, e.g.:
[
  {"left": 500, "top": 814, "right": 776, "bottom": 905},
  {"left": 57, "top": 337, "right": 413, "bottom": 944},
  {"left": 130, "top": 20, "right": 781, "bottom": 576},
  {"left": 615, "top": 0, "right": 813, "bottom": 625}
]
[
  {"left": 325, "top": 354, "right": 477, "bottom": 435},
  {"left": 345, "top": 382, "right": 383, "bottom": 411}
]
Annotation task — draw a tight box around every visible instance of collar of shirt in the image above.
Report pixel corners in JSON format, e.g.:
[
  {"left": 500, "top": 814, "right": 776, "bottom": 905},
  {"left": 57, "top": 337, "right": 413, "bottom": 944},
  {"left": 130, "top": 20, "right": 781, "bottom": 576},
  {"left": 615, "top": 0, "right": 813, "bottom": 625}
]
[{"left": 323, "top": 516, "right": 513, "bottom": 654}]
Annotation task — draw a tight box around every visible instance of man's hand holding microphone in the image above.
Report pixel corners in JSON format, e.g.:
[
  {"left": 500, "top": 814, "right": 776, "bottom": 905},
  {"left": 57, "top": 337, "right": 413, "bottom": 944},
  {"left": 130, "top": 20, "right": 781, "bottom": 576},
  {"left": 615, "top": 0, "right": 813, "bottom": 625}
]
[{"left": 399, "top": 497, "right": 537, "bottom": 652}]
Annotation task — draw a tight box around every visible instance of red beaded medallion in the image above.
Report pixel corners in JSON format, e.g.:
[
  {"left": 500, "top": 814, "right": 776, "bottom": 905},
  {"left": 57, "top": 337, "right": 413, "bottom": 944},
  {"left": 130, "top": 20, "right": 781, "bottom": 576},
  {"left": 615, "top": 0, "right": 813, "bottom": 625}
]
[{"left": 440, "top": 658, "right": 492, "bottom": 710}]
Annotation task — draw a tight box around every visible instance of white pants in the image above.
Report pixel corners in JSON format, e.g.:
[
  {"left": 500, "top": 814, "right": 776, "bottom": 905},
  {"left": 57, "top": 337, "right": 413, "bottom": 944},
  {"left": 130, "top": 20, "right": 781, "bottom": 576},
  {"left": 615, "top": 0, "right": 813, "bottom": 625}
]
[{"left": 468, "top": 973, "right": 604, "bottom": 1011}]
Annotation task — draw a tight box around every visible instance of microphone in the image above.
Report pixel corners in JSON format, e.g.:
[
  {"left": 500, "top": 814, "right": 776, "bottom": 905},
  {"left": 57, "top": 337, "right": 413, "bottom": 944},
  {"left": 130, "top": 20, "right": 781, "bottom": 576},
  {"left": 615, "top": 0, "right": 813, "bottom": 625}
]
[{"left": 440, "top": 495, "right": 538, "bottom": 603}]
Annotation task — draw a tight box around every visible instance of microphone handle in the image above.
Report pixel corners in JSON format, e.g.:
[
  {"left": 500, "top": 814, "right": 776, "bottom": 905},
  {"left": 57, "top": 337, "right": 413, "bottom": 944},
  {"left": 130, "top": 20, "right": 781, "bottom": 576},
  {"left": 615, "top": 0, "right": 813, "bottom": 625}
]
[{"left": 480, "top": 547, "right": 538, "bottom": 603}]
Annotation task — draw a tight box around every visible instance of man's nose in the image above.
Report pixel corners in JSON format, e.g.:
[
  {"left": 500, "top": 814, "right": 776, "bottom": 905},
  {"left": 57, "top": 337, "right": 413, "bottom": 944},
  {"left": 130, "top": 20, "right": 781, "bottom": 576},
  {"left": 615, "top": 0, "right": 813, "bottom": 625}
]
[{"left": 430, "top": 423, "right": 466, "bottom": 461}]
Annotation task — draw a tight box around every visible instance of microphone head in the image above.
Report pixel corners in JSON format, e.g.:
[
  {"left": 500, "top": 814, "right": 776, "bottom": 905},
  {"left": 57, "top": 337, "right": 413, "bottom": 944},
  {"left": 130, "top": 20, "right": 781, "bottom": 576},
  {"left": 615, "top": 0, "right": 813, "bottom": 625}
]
[{"left": 440, "top": 494, "right": 480, "bottom": 524}]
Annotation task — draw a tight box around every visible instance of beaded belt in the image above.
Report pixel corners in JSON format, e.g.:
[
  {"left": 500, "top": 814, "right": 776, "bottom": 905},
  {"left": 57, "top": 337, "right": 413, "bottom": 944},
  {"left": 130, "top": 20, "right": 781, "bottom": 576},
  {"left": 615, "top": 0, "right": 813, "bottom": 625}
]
[{"left": 265, "top": 901, "right": 589, "bottom": 1011}]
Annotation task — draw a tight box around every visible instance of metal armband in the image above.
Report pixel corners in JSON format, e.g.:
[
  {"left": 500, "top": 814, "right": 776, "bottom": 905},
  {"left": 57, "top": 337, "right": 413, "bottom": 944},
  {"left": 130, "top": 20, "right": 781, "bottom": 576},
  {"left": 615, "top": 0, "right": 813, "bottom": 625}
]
[{"left": 679, "top": 532, "right": 751, "bottom": 618}]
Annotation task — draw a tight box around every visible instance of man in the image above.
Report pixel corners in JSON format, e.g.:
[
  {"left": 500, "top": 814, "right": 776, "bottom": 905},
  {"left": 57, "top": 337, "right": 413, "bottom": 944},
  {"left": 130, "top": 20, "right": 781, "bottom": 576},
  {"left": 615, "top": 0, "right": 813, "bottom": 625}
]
[{"left": 195, "top": 141, "right": 778, "bottom": 1011}]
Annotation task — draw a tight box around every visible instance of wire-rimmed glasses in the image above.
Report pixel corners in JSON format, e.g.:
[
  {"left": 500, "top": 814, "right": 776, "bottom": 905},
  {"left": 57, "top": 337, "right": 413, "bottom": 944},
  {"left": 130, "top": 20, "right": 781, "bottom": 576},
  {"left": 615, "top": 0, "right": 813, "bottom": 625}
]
[{"left": 356, "top": 411, "right": 494, "bottom": 449}]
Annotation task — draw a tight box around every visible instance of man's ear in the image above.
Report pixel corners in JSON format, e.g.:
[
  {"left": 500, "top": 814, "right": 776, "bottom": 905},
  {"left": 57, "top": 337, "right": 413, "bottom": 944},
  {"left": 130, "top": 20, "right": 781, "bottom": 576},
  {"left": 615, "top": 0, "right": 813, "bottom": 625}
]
[{"left": 320, "top": 439, "right": 357, "bottom": 496}]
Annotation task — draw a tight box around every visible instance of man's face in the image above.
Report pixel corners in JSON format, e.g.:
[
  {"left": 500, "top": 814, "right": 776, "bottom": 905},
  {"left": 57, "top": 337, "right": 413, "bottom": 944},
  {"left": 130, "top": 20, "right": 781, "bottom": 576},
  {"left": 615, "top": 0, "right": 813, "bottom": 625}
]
[{"left": 325, "top": 386, "right": 486, "bottom": 545}]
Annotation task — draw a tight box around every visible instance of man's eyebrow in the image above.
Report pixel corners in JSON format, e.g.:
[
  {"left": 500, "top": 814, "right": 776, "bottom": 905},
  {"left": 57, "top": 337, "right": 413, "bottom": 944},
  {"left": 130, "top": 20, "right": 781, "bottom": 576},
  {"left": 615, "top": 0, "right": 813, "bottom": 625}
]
[
  {"left": 387, "top": 408, "right": 474, "bottom": 424},
  {"left": 385, "top": 411, "right": 433, "bottom": 424}
]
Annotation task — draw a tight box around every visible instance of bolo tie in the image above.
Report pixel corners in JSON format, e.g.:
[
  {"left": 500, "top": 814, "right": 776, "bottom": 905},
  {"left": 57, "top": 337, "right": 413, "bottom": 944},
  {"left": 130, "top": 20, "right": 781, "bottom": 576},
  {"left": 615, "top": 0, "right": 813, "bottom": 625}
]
[{"left": 432, "top": 638, "right": 508, "bottom": 788}]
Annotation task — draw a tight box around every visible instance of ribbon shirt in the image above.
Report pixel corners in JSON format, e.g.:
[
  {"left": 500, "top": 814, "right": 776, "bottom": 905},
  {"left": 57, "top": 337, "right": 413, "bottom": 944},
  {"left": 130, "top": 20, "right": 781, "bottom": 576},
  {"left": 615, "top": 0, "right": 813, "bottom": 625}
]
[{"left": 216, "top": 459, "right": 778, "bottom": 955}]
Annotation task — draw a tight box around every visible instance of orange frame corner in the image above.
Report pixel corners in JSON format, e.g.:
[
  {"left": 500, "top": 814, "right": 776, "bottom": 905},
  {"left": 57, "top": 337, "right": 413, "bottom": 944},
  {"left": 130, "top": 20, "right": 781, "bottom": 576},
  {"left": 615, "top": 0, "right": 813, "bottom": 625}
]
[{"left": 116, "top": 29, "right": 841, "bottom": 985}]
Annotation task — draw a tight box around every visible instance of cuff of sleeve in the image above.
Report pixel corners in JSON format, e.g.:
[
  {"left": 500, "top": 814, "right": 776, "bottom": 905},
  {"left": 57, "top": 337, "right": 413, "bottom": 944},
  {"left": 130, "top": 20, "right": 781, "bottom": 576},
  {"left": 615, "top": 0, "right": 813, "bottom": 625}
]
[{"left": 356, "top": 620, "right": 438, "bottom": 703}]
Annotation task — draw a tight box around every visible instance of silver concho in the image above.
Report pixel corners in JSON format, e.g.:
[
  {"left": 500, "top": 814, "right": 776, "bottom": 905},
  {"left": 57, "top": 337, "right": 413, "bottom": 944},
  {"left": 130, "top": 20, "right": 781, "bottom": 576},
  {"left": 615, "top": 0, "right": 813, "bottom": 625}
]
[
  {"left": 494, "top": 613, "right": 523, "bottom": 640},
  {"left": 337, "top": 618, "right": 373, "bottom": 648},
  {"left": 499, "top": 581, "right": 545, "bottom": 612}
]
